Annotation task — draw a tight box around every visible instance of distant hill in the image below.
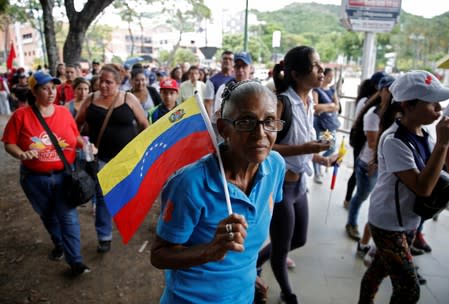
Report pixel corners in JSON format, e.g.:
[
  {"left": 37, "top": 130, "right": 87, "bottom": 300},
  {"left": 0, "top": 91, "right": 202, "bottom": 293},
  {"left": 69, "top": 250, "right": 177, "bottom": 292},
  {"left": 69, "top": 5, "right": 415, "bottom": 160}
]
[
  {"left": 256, "top": 2, "right": 344, "bottom": 35},
  {"left": 252, "top": 3, "right": 449, "bottom": 69}
]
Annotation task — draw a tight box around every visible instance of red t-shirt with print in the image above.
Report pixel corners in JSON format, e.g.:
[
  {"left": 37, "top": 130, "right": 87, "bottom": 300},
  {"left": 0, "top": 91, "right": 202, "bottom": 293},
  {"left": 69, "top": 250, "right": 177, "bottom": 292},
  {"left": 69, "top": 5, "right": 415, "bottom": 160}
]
[{"left": 2, "top": 105, "right": 80, "bottom": 173}]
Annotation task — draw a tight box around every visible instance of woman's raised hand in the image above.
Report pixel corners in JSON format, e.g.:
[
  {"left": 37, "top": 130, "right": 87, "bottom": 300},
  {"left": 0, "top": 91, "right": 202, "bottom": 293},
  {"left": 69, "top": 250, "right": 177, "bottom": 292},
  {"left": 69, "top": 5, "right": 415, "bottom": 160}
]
[{"left": 204, "top": 213, "right": 248, "bottom": 262}]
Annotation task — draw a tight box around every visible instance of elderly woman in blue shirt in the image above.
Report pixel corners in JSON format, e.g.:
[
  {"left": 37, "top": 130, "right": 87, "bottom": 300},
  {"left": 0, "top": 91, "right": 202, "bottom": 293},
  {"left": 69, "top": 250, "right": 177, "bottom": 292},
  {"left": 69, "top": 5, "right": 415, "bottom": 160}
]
[{"left": 151, "top": 81, "right": 286, "bottom": 303}]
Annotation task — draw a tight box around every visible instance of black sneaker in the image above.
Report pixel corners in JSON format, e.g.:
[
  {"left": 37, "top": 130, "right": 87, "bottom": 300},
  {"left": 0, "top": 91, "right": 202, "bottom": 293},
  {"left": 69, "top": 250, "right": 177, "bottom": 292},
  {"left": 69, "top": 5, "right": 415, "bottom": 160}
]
[
  {"left": 71, "top": 262, "right": 91, "bottom": 276},
  {"left": 97, "top": 240, "right": 111, "bottom": 253},
  {"left": 410, "top": 245, "right": 425, "bottom": 256},
  {"left": 280, "top": 292, "right": 298, "bottom": 304},
  {"left": 356, "top": 242, "right": 371, "bottom": 258},
  {"left": 48, "top": 246, "right": 64, "bottom": 261}
]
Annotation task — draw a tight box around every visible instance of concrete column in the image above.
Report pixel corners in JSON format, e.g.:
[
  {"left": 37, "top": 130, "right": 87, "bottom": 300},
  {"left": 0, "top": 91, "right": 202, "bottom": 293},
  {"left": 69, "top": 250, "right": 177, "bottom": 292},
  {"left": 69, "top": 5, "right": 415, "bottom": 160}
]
[{"left": 361, "top": 32, "right": 377, "bottom": 81}]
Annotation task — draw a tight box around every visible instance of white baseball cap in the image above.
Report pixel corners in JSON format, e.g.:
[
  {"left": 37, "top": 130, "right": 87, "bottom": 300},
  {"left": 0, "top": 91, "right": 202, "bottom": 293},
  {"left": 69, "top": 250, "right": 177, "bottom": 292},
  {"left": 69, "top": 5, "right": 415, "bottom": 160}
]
[{"left": 390, "top": 70, "right": 449, "bottom": 103}]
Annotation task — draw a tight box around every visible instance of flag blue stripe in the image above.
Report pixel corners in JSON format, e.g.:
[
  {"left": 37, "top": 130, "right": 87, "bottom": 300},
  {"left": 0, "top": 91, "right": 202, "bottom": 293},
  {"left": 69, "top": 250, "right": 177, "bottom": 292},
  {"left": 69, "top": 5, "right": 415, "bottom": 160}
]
[{"left": 104, "top": 113, "right": 208, "bottom": 216}]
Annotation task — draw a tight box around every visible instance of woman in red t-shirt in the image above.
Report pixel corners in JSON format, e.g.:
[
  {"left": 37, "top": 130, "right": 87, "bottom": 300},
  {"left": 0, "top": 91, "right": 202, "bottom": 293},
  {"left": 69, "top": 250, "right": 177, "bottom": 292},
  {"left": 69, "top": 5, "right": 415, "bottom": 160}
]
[{"left": 1, "top": 71, "right": 90, "bottom": 276}]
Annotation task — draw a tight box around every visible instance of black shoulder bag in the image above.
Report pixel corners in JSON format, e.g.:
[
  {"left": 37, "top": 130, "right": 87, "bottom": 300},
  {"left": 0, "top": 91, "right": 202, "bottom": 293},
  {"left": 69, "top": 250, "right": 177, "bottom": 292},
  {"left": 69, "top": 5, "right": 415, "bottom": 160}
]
[{"left": 32, "top": 105, "right": 96, "bottom": 207}]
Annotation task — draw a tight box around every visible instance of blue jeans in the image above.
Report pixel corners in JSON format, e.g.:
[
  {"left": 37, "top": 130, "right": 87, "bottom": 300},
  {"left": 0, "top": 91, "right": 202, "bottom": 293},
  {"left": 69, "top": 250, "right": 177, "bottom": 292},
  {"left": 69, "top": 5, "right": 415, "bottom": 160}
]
[
  {"left": 95, "top": 160, "right": 112, "bottom": 241},
  {"left": 347, "top": 158, "right": 378, "bottom": 227},
  {"left": 313, "top": 119, "right": 336, "bottom": 175},
  {"left": 20, "top": 166, "right": 83, "bottom": 265}
]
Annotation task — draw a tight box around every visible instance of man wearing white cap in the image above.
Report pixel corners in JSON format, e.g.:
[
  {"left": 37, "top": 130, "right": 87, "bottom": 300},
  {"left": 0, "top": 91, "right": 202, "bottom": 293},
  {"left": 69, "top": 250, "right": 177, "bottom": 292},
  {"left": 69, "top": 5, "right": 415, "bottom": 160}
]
[{"left": 359, "top": 70, "right": 449, "bottom": 303}]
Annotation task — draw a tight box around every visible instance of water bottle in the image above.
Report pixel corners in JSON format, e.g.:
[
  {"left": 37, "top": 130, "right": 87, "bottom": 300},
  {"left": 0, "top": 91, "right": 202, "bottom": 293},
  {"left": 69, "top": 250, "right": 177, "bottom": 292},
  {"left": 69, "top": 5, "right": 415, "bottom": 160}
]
[{"left": 82, "top": 136, "right": 94, "bottom": 162}]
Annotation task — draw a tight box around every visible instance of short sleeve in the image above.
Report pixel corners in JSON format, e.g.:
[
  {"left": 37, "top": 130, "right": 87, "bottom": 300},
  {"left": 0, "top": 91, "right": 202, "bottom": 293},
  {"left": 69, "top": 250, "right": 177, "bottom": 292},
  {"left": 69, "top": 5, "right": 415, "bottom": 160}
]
[
  {"left": 156, "top": 175, "right": 202, "bottom": 244},
  {"left": 363, "top": 109, "right": 379, "bottom": 132},
  {"left": 1, "top": 110, "right": 21, "bottom": 144},
  {"left": 382, "top": 137, "right": 417, "bottom": 173}
]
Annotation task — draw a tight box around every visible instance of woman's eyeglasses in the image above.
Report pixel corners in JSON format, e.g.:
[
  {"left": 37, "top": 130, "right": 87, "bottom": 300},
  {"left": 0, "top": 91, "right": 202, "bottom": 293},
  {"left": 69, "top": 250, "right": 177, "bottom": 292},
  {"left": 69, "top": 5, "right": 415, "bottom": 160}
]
[{"left": 224, "top": 118, "right": 285, "bottom": 132}]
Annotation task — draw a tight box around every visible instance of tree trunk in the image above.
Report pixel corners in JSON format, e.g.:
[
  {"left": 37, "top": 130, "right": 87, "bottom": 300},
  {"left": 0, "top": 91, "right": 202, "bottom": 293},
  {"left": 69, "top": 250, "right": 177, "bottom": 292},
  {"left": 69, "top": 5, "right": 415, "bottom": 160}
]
[
  {"left": 128, "top": 22, "right": 134, "bottom": 57},
  {"left": 39, "top": 0, "right": 58, "bottom": 75},
  {"left": 63, "top": 0, "right": 114, "bottom": 65}
]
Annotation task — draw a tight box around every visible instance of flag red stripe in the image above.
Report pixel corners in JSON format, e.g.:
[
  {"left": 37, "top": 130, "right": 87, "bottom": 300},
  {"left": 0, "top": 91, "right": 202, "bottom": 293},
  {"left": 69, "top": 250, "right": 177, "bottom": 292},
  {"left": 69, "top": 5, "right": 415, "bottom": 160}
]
[{"left": 113, "top": 130, "right": 214, "bottom": 244}]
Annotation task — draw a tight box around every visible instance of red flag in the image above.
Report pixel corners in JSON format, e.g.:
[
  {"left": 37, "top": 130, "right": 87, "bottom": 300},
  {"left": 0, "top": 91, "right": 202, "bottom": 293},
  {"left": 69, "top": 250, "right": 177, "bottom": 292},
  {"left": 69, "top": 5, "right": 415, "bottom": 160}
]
[{"left": 6, "top": 42, "right": 16, "bottom": 71}]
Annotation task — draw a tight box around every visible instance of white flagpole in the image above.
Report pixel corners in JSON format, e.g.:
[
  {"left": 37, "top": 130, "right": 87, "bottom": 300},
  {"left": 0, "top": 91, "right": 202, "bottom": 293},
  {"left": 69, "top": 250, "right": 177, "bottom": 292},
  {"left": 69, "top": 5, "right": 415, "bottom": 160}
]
[{"left": 194, "top": 94, "right": 233, "bottom": 215}]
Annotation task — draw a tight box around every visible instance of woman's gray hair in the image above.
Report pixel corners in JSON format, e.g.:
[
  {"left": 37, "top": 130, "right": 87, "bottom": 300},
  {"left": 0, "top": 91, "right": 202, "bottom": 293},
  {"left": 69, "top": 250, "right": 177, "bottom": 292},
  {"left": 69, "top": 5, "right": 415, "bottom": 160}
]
[{"left": 221, "top": 80, "right": 277, "bottom": 118}]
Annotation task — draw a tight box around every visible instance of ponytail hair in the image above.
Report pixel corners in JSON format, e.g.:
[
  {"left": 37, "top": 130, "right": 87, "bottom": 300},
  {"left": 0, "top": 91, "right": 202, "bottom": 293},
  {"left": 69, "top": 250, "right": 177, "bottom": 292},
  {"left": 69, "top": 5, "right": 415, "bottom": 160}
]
[{"left": 273, "top": 46, "right": 316, "bottom": 94}]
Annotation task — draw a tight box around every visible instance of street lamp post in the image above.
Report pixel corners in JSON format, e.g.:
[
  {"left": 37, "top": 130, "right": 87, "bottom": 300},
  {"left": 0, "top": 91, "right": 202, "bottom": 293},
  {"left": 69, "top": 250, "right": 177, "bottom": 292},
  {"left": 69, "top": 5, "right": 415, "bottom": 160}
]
[
  {"left": 410, "top": 34, "right": 425, "bottom": 69},
  {"left": 243, "top": 0, "right": 249, "bottom": 52}
]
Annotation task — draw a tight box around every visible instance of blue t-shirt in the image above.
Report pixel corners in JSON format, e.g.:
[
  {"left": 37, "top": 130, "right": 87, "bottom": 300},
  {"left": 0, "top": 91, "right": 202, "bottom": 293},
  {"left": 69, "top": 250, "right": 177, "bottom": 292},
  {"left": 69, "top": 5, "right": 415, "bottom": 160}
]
[
  {"left": 150, "top": 104, "right": 171, "bottom": 123},
  {"left": 209, "top": 73, "right": 234, "bottom": 94},
  {"left": 156, "top": 151, "right": 285, "bottom": 304}
]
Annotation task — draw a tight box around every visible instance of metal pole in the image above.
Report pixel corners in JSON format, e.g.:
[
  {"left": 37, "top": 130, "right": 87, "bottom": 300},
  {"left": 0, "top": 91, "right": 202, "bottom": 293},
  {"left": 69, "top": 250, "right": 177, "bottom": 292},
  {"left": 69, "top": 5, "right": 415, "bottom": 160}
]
[
  {"left": 243, "top": 0, "right": 249, "bottom": 52},
  {"left": 361, "top": 32, "right": 377, "bottom": 81}
]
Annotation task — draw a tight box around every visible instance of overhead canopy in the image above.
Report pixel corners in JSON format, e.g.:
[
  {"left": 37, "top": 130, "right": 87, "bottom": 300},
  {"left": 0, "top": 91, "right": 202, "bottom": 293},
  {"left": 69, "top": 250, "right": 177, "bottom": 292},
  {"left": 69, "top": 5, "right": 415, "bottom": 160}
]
[{"left": 437, "top": 54, "right": 449, "bottom": 69}]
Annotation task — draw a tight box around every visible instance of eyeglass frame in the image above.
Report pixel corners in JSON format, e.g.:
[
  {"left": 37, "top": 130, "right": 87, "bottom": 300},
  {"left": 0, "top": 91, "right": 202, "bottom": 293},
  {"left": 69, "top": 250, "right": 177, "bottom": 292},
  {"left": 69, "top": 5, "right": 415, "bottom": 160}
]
[{"left": 222, "top": 118, "right": 285, "bottom": 132}]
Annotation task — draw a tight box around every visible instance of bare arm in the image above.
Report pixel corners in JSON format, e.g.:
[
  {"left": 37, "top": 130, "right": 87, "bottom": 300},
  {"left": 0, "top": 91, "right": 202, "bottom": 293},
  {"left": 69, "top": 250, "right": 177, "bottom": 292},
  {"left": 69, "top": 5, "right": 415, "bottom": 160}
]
[
  {"left": 151, "top": 214, "right": 247, "bottom": 269},
  {"left": 365, "top": 130, "right": 378, "bottom": 150},
  {"left": 4, "top": 143, "right": 38, "bottom": 160},
  {"left": 273, "top": 141, "right": 330, "bottom": 157},
  {"left": 75, "top": 93, "right": 93, "bottom": 129},
  {"left": 126, "top": 93, "right": 149, "bottom": 131}
]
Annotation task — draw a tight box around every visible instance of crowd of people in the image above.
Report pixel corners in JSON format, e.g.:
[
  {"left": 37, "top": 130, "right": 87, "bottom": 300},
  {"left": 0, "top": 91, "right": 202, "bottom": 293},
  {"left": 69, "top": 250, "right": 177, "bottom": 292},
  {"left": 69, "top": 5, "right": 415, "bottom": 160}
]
[{"left": 1, "top": 46, "right": 449, "bottom": 304}]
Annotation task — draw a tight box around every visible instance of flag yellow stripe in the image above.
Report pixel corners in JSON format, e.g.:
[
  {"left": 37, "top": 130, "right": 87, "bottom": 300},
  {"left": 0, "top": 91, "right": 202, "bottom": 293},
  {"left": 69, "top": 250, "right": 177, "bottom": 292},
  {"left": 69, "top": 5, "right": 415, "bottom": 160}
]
[{"left": 98, "top": 96, "right": 201, "bottom": 194}]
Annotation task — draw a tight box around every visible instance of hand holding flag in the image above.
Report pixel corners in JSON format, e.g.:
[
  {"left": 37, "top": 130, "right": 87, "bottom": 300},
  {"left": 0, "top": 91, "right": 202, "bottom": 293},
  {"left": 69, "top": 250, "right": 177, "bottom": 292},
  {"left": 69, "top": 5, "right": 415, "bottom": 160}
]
[
  {"left": 325, "top": 137, "right": 347, "bottom": 223},
  {"left": 330, "top": 137, "right": 348, "bottom": 190}
]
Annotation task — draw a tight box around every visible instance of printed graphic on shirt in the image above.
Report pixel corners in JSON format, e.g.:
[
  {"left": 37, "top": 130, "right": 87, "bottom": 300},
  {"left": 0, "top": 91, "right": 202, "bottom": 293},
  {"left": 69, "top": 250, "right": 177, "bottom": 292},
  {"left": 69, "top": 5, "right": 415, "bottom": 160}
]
[
  {"left": 29, "top": 131, "right": 69, "bottom": 162},
  {"left": 162, "top": 200, "right": 174, "bottom": 223}
]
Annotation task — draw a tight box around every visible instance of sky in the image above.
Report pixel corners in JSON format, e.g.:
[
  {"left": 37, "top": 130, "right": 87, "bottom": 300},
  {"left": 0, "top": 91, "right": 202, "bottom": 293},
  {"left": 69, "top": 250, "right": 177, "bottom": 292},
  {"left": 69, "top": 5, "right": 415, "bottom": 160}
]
[{"left": 204, "top": 0, "right": 449, "bottom": 18}]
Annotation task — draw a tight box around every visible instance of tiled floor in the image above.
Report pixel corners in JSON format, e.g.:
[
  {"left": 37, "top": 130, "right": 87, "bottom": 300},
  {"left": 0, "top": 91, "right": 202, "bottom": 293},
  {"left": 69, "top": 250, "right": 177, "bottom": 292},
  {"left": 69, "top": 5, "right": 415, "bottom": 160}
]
[{"left": 260, "top": 141, "right": 449, "bottom": 304}]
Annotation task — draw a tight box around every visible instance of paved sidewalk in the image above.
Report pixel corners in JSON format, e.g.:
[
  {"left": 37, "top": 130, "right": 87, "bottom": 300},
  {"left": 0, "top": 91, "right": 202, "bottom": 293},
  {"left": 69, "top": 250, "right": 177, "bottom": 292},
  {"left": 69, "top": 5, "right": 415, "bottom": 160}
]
[{"left": 260, "top": 141, "right": 449, "bottom": 304}]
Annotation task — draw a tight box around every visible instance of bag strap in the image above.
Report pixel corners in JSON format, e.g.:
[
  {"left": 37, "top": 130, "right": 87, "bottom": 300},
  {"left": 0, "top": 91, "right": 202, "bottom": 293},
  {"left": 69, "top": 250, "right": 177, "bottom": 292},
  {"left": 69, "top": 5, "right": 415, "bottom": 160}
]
[
  {"left": 394, "top": 179, "right": 403, "bottom": 227},
  {"left": 95, "top": 92, "right": 124, "bottom": 148},
  {"left": 31, "top": 105, "right": 72, "bottom": 171}
]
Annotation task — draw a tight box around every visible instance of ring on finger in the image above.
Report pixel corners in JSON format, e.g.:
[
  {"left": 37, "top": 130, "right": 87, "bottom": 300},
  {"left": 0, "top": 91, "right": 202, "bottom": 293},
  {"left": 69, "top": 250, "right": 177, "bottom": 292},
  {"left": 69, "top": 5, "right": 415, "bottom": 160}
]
[
  {"left": 225, "top": 223, "right": 233, "bottom": 233},
  {"left": 228, "top": 232, "right": 234, "bottom": 241}
]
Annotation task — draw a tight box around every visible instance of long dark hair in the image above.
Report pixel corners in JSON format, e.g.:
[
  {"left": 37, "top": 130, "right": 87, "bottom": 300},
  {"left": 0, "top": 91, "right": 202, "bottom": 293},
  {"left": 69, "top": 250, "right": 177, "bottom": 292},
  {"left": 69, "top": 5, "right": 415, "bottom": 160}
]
[
  {"left": 273, "top": 46, "right": 315, "bottom": 94},
  {"left": 355, "top": 79, "right": 377, "bottom": 106},
  {"left": 373, "top": 95, "right": 404, "bottom": 164}
]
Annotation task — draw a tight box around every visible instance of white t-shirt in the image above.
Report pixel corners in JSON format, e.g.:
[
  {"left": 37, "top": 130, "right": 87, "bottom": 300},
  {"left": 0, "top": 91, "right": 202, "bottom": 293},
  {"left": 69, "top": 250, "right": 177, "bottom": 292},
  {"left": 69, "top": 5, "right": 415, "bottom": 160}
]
[
  {"left": 358, "top": 106, "right": 380, "bottom": 164},
  {"left": 355, "top": 97, "right": 369, "bottom": 118},
  {"left": 212, "top": 83, "right": 226, "bottom": 124},
  {"left": 368, "top": 122, "right": 435, "bottom": 231}
]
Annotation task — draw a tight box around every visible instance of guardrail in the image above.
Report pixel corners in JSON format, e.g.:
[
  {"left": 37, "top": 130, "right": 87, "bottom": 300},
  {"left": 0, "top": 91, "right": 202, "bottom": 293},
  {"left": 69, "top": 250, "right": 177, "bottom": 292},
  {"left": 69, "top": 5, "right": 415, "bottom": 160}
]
[{"left": 337, "top": 95, "right": 356, "bottom": 135}]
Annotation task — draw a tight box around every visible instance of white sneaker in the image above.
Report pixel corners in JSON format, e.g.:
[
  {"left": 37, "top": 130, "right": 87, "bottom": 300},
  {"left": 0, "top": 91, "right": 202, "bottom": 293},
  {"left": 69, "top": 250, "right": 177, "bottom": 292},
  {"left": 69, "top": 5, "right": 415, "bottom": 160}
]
[
  {"left": 314, "top": 174, "right": 323, "bottom": 184},
  {"left": 286, "top": 257, "right": 296, "bottom": 269},
  {"left": 363, "top": 245, "right": 377, "bottom": 267}
]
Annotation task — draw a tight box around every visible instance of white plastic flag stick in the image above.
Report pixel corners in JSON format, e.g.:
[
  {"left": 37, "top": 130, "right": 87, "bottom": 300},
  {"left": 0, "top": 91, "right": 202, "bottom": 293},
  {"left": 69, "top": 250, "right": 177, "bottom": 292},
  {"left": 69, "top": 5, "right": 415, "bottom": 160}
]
[{"left": 194, "top": 94, "right": 233, "bottom": 215}]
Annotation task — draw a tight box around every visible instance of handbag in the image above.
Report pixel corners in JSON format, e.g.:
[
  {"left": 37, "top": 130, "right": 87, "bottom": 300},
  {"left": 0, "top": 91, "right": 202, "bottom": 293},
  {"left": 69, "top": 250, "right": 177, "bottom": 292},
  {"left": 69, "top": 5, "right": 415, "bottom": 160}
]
[
  {"left": 32, "top": 105, "right": 96, "bottom": 207},
  {"left": 413, "top": 170, "right": 449, "bottom": 219}
]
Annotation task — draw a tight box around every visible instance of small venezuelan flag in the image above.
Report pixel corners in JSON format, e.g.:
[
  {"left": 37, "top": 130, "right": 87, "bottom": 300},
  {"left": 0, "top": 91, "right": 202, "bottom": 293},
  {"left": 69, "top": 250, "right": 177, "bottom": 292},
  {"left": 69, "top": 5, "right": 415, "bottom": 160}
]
[{"left": 98, "top": 96, "right": 216, "bottom": 243}]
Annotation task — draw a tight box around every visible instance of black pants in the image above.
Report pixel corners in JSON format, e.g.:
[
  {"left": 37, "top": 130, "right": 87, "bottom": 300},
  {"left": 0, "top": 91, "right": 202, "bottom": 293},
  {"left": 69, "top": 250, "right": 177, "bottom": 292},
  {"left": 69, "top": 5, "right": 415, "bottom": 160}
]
[{"left": 257, "top": 179, "right": 308, "bottom": 296}]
